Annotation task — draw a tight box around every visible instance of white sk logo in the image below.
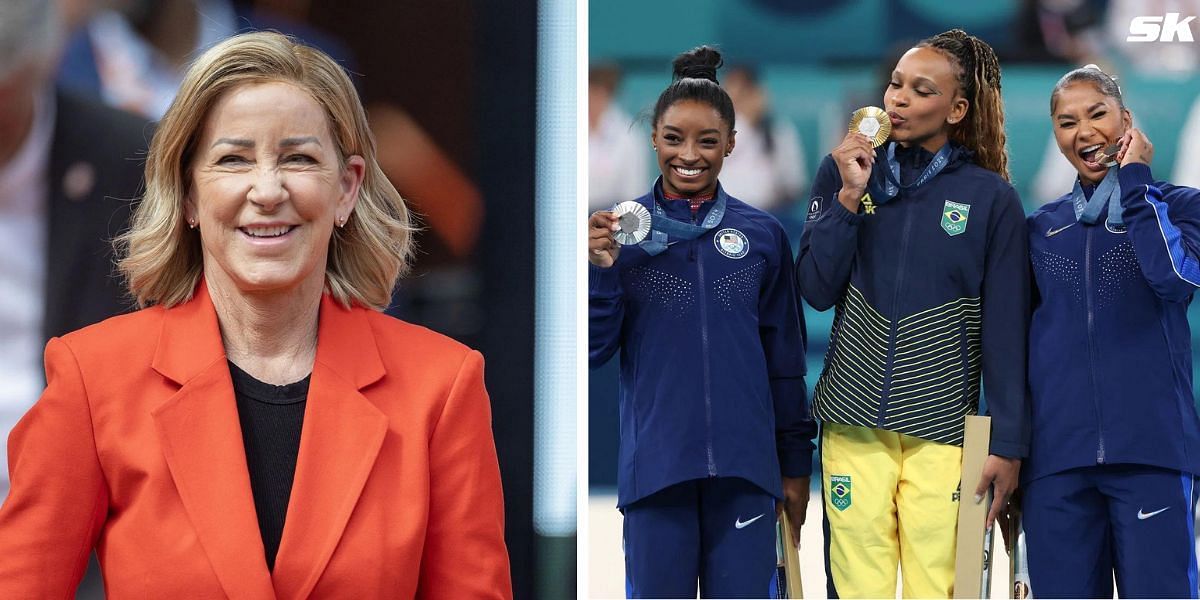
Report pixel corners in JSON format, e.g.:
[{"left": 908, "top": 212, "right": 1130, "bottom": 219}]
[
  {"left": 1046, "top": 222, "right": 1076, "bottom": 237},
  {"left": 734, "top": 514, "right": 764, "bottom": 529},
  {"left": 1128, "top": 13, "right": 1196, "bottom": 42},
  {"left": 1137, "top": 506, "right": 1170, "bottom": 520}
]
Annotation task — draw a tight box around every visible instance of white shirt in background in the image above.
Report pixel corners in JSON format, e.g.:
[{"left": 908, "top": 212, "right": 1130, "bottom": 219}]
[
  {"left": 589, "top": 105, "right": 649, "bottom": 212},
  {"left": 1174, "top": 95, "right": 1200, "bottom": 188},
  {"left": 87, "top": 0, "right": 236, "bottom": 119},
  {"left": 0, "top": 90, "right": 53, "bottom": 501},
  {"left": 719, "top": 113, "right": 806, "bottom": 213}
]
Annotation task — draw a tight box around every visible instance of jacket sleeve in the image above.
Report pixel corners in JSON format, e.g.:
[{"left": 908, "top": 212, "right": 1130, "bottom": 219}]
[
  {"left": 982, "top": 187, "right": 1031, "bottom": 458},
  {"left": 795, "top": 155, "right": 863, "bottom": 311},
  {"left": 0, "top": 338, "right": 108, "bottom": 598},
  {"left": 589, "top": 263, "right": 624, "bottom": 368},
  {"left": 1118, "top": 163, "right": 1200, "bottom": 302},
  {"left": 417, "top": 351, "right": 513, "bottom": 600},
  {"left": 760, "top": 225, "right": 816, "bottom": 478}
]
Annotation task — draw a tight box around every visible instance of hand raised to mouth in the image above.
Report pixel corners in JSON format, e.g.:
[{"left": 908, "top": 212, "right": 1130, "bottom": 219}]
[{"left": 1094, "top": 143, "right": 1121, "bottom": 168}]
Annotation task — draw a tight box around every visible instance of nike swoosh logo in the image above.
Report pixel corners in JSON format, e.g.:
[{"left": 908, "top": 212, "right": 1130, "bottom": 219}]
[
  {"left": 734, "top": 514, "right": 765, "bottom": 529},
  {"left": 1046, "top": 223, "right": 1076, "bottom": 237},
  {"left": 1137, "top": 506, "right": 1170, "bottom": 520}
]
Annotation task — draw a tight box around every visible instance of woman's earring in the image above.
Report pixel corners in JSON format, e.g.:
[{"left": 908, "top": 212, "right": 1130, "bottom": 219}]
[{"left": 187, "top": 219, "right": 197, "bottom": 229}]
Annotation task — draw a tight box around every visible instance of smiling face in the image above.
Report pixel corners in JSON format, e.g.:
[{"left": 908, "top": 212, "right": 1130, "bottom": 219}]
[
  {"left": 651, "top": 99, "right": 734, "bottom": 198},
  {"left": 1051, "top": 82, "right": 1131, "bottom": 186},
  {"left": 884, "top": 47, "right": 968, "bottom": 152},
  {"left": 186, "top": 81, "right": 364, "bottom": 298}
]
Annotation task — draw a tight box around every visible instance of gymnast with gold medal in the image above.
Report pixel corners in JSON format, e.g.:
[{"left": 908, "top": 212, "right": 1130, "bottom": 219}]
[{"left": 796, "top": 29, "right": 1031, "bottom": 598}]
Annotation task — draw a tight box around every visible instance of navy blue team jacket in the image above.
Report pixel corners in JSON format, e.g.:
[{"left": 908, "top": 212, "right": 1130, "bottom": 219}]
[
  {"left": 797, "top": 142, "right": 1030, "bottom": 457},
  {"left": 590, "top": 179, "right": 816, "bottom": 508},
  {"left": 1025, "top": 163, "right": 1200, "bottom": 482}
]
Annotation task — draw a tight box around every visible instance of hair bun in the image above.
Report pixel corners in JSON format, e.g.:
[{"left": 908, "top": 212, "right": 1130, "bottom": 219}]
[{"left": 672, "top": 45, "right": 723, "bottom": 83}]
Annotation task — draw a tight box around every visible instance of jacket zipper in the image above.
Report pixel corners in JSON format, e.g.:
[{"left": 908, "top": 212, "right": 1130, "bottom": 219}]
[
  {"left": 693, "top": 214, "right": 716, "bottom": 476},
  {"left": 1084, "top": 226, "right": 1106, "bottom": 463},
  {"left": 878, "top": 202, "right": 915, "bottom": 427}
]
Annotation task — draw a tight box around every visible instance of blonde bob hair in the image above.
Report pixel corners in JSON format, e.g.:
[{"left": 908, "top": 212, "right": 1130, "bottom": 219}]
[{"left": 117, "top": 31, "right": 415, "bottom": 310}]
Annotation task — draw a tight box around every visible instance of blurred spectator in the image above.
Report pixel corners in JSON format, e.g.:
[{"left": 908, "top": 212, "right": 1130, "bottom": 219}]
[
  {"left": 1029, "top": 0, "right": 1108, "bottom": 64},
  {"left": 1176, "top": 94, "right": 1200, "bottom": 187},
  {"left": 720, "top": 64, "right": 807, "bottom": 214},
  {"left": 1032, "top": 133, "right": 1081, "bottom": 204},
  {"left": 589, "top": 63, "right": 648, "bottom": 212},
  {"left": 0, "top": 0, "right": 150, "bottom": 502},
  {"left": 58, "top": 0, "right": 483, "bottom": 266}
]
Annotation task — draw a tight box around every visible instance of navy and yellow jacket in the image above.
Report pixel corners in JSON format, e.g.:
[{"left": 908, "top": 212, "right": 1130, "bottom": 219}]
[
  {"left": 1025, "top": 163, "right": 1200, "bottom": 482},
  {"left": 590, "top": 179, "right": 816, "bottom": 508},
  {"left": 797, "top": 142, "right": 1030, "bottom": 457}
]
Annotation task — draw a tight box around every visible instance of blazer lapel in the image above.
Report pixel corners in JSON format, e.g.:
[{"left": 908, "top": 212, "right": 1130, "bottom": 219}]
[
  {"left": 270, "top": 296, "right": 388, "bottom": 600},
  {"left": 150, "top": 283, "right": 276, "bottom": 599}
]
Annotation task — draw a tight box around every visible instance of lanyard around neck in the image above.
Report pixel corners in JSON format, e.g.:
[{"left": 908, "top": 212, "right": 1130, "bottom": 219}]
[
  {"left": 1071, "top": 168, "right": 1123, "bottom": 227},
  {"left": 638, "top": 177, "right": 728, "bottom": 256},
  {"left": 866, "top": 142, "right": 953, "bottom": 205}
]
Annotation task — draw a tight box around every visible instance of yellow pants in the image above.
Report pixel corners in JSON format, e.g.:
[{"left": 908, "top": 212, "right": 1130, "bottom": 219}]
[{"left": 822, "top": 422, "right": 963, "bottom": 599}]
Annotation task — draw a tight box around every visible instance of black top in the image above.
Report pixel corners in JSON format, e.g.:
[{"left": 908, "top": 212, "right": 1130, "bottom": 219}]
[{"left": 229, "top": 361, "right": 310, "bottom": 572}]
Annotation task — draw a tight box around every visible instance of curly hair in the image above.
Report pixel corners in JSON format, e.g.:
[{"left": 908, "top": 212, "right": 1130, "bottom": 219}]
[{"left": 917, "top": 29, "right": 1010, "bottom": 182}]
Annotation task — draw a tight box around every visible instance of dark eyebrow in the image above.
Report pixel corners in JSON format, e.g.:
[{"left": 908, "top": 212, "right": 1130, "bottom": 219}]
[
  {"left": 890, "top": 71, "right": 940, "bottom": 92},
  {"left": 662, "top": 125, "right": 721, "bottom": 135},
  {"left": 1056, "top": 102, "right": 1108, "bottom": 121},
  {"left": 911, "top": 76, "right": 938, "bottom": 88}
]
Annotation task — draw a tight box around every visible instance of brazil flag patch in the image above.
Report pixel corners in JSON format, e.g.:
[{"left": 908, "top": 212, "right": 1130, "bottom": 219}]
[
  {"left": 830, "top": 475, "right": 852, "bottom": 511},
  {"left": 941, "top": 200, "right": 970, "bottom": 236}
]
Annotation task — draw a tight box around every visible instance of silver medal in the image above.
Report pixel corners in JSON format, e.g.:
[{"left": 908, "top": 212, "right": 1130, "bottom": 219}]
[{"left": 612, "top": 201, "right": 652, "bottom": 245}]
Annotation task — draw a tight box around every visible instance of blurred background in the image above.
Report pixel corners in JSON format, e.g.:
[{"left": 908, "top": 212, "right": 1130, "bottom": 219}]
[
  {"left": 0, "top": 0, "right": 575, "bottom": 598},
  {"left": 588, "top": 0, "right": 1200, "bottom": 596}
]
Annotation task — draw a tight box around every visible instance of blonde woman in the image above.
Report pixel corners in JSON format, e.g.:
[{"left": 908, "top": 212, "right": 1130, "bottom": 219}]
[{"left": 0, "top": 32, "right": 511, "bottom": 598}]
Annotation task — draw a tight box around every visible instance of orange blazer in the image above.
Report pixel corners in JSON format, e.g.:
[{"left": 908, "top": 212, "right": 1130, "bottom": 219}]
[{"left": 0, "top": 283, "right": 512, "bottom": 599}]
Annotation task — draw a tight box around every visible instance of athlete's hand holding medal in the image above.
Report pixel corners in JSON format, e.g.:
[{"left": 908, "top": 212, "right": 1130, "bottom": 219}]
[
  {"left": 1114, "top": 127, "right": 1154, "bottom": 168},
  {"left": 589, "top": 201, "right": 652, "bottom": 268},
  {"left": 589, "top": 211, "right": 621, "bottom": 268},
  {"left": 833, "top": 107, "right": 891, "bottom": 214}
]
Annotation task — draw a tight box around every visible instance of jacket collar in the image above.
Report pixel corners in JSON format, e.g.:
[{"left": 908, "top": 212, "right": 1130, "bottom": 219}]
[
  {"left": 150, "top": 280, "right": 388, "bottom": 599},
  {"left": 647, "top": 175, "right": 731, "bottom": 222}
]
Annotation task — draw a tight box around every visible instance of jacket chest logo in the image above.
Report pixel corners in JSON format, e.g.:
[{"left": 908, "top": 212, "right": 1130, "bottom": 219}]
[
  {"left": 941, "top": 200, "right": 971, "bottom": 236},
  {"left": 714, "top": 228, "right": 749, "bottom": 259}
]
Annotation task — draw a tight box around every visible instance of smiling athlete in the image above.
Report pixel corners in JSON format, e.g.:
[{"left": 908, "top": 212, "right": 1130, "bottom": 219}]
[
  {"left": 589, "top": 46, "right": 815, "bottom": 598},
  {"left": 1023, "top": 64, "right": 1200, "bottom": 598}
]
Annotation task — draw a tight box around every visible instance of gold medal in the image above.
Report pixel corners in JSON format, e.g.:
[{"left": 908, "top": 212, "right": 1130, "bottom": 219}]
[{"left": 848, "top": 106, "right": 891, "bottom": 148}]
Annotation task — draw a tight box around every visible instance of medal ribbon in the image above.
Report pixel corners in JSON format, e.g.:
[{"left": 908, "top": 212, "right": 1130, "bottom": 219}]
[
  {"left": 1071, "top": 167, "right": 1123, "bottom": 227},
  {"left": 638, "top": 177, "right": 728, "bottom": 256},
  {"left": 866, "top": 142, "right": 953, "bottom": 204}
]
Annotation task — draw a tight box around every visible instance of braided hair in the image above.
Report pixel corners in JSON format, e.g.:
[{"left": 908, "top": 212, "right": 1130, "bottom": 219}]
[
  {"left": 917, "top": 29, "right": 1010, "bottom": 182},
  {"left": 651, "top": 45, "right": 736, "bottom": 133}
]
